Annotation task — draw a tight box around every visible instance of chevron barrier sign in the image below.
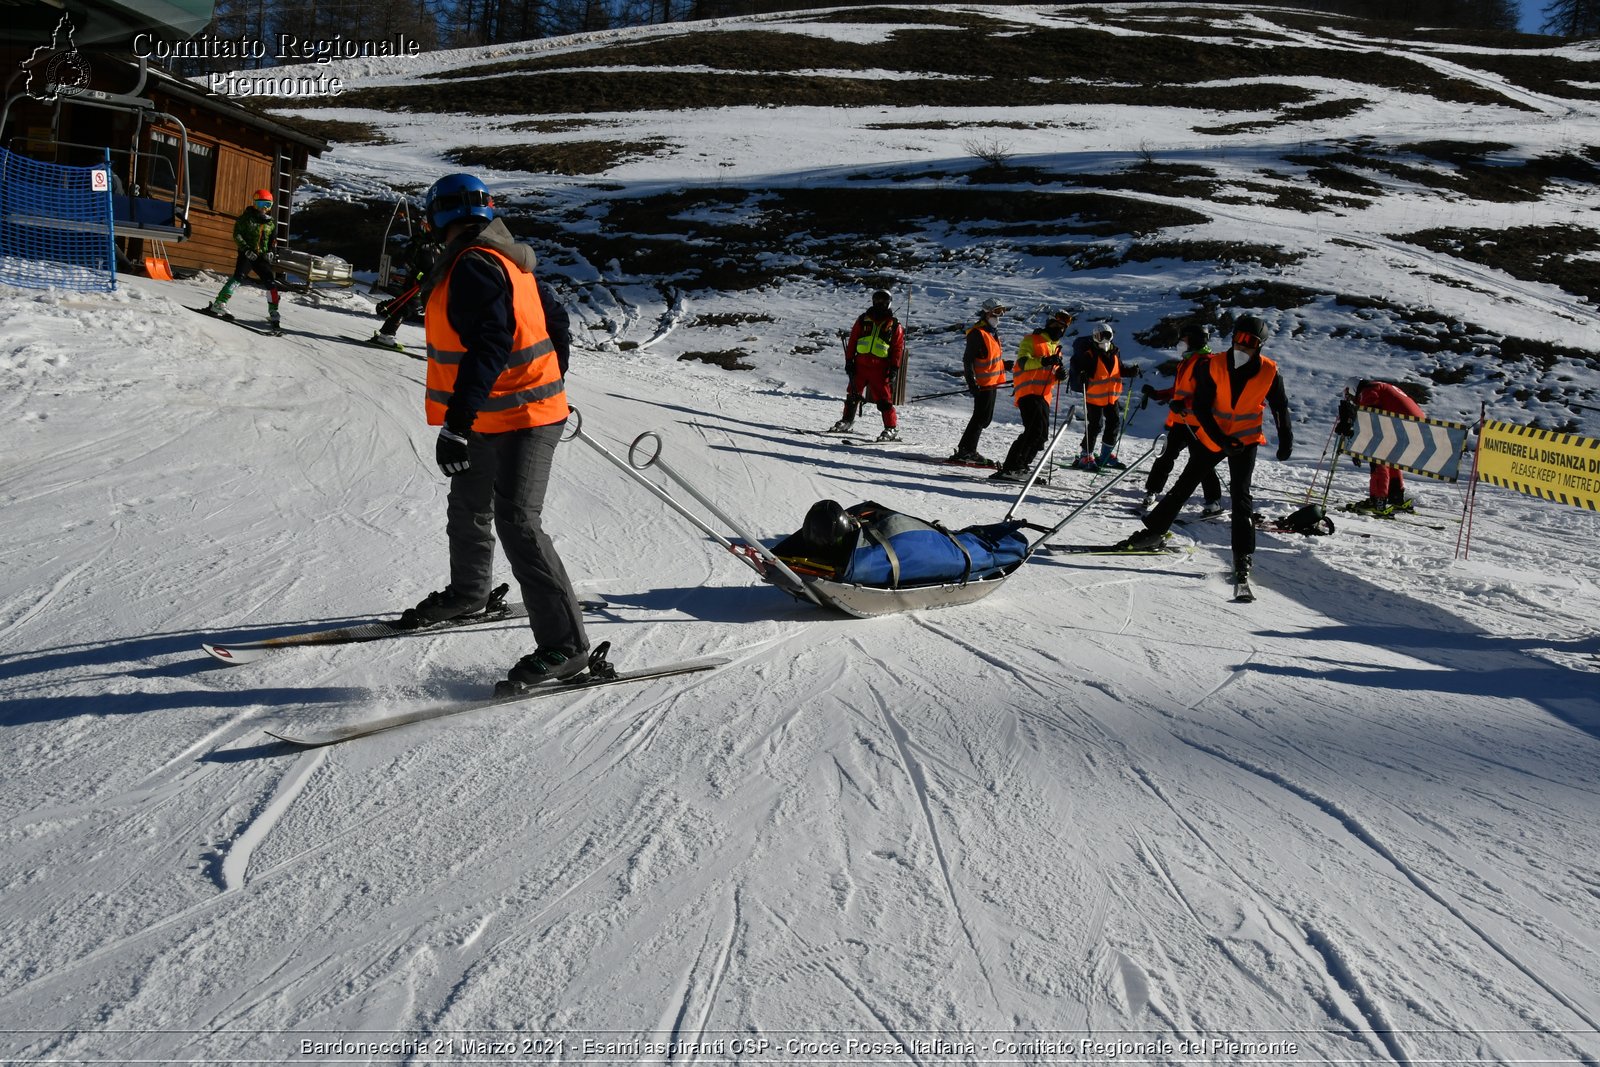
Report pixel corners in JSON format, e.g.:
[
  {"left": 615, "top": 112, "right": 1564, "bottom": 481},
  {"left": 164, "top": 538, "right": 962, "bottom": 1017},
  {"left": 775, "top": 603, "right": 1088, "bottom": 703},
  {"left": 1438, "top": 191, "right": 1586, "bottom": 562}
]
[
  {"left": 1343, "top": 405, "right": 1470, "bottom": 482},
  {"left": 1476, "top": 421, "right": 1600, "bottom": 511}
]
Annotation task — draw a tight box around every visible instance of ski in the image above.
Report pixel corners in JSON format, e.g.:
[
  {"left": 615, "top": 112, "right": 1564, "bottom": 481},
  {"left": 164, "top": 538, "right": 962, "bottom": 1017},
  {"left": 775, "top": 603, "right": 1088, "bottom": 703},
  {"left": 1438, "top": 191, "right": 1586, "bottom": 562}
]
[
  {"left": 1045, "top": 541, "right": 1184, "bottom": 556},
  {"left": 351, "top": 335, "right": 425, "bottom": 361},
  {"left": 190, "top": 305, "right": 283, "bottom": 337},
  {"left": 792, "top": 427, "right": 904, "bottom": 446},
  {"left": 1338, "top": 502, "right": 1448, "bottom": 531},
  {"left": 202, "top": 584, "right": 609, "bottom": 665},
  {"left": 264, "top": 642, "right": 728, "bottom": 747},
  {"left": 931, "top": 456, "right": 998, "bottom": 470}
]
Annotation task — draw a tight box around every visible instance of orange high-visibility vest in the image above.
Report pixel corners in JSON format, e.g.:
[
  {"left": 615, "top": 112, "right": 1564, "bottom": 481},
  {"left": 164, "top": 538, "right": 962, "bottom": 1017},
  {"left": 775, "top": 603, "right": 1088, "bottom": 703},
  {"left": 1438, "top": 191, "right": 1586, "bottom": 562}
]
[
  {"left": 424, "top": 247, "right": 567, "bottom": 432},
  {"left": 1084, "top": 348, "right": 1123, "bottom": 407},
  {"left": 1012, "top": 331, "right": 1059, "bottom": 407},
  {"left": 1166, "top": 349, "right": 1209, "bottom": 429},
  {"left": 968, "top": 322, "right": 1006, "bottom": 389},
  {"left": 1194, "top": 353, "right": 1278, "bottom": 452}
]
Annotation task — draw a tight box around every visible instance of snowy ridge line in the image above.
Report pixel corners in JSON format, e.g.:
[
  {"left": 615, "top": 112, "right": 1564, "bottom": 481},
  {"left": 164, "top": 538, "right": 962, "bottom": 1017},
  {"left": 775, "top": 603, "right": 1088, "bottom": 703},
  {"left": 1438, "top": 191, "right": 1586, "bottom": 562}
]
[
  {"left": 1176, "top": 736, "right": 1600, "bottom": 1036},
  {"left": 1302, "top": 925, "right": 1413, "bottom": 1066}
]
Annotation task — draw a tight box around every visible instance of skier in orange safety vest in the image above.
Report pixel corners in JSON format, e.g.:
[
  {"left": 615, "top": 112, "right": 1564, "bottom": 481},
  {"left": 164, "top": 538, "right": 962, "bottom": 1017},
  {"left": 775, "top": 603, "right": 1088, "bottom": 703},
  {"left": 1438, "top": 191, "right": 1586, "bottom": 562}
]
[
  {"left": 992, "top": 310, "right": 1073, "bottom": 481},
  {"left": 1139, "top": 322, "right": 1224, "bottom": 515},
  {"left": 950, "top": 297, "right": 1010, "bottom": 465},
  {"left": 1116, "top": 313, "right": 1293, "bottom": 583},
  {"left": 400, "top": 172, "right": 590, "bottom": 690},
  {"left": 1067, "top": 322, "right": 1142, "bottom": 470}
]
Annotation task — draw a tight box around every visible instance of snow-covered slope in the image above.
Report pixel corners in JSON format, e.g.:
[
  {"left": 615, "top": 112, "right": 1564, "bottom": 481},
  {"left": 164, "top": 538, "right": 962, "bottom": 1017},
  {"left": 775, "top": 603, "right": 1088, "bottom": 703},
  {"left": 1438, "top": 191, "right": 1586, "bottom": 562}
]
[{"left": 3, "top": 4, "right": 1600, "bottom": 1064}]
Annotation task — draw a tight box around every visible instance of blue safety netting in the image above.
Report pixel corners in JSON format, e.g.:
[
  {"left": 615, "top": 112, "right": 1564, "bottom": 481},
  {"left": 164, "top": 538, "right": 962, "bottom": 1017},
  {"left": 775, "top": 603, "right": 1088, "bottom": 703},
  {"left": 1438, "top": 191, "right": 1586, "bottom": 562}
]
[{"left": 0, "top": 146, "right": 117, "bottom": 292}]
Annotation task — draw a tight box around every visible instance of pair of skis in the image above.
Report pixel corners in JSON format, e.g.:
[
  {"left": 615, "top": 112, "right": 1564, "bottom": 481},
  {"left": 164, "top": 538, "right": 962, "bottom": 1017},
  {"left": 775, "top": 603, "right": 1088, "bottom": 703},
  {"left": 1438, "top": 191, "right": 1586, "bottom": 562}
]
[
  {"left": 200, "top": 584, "right": 609, "bottom": 665},
  {"left": 202, "top": 590, "right": 725, "bottom": 746},
  {"left": 792, "top": 427, "right": 904, "bottom": 447},
  {"left": 190, "top": 305, "right": 283, "bottom": 337}
]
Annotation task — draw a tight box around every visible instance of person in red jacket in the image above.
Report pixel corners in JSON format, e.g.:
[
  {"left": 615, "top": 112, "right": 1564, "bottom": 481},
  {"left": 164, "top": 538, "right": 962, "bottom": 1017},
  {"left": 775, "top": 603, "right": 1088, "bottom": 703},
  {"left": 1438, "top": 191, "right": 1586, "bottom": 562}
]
[
  {"left": 829, "top": 289, "right": 905, "bottom": 442},
  {"left": 1338, "top": 379, "right": 1425, "bottom": 512}
]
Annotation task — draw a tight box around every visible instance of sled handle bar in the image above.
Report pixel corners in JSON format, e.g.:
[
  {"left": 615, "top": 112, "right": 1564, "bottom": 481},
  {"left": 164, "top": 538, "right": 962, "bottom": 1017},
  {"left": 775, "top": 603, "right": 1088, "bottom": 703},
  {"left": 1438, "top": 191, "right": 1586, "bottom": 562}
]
[
  {"left": 1026, "top": 433, "right": 1164, "bottom": 555},
  {"left": 625, "top": 430, "right": 820, "bottom": 604},
  {"left": 563, "top": 410, "right": 819, "bottom": 605},
  {"left": 1003, "top": 403, "right": 1076, "bottom": 522}
]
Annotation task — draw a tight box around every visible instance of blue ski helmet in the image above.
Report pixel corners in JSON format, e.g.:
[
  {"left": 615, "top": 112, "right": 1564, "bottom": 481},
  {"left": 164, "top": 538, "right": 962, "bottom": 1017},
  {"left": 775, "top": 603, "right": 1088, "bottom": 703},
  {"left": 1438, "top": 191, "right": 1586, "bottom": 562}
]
[{"left": 424, "top": 173, "right": 494, "bottom": 232}]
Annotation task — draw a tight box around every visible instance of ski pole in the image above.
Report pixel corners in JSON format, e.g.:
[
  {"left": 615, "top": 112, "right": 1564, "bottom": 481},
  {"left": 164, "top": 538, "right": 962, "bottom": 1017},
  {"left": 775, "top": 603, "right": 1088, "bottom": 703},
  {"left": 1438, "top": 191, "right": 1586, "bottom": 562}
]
[
  {"left": 1004, "top": 409, "right": 1078, "bottom": 521},
  {"left": 1317, "top": 435, "right": 1346, "bottom": 508},
  {"left": 1027, "top": 434, "right": 1166, "bottom": 554},
  {"left": 905, "top": 387, "right": 970, "bottom": 404},
  {"left": 1305, "top": 423, "right": 1337, "bottom": 502}
]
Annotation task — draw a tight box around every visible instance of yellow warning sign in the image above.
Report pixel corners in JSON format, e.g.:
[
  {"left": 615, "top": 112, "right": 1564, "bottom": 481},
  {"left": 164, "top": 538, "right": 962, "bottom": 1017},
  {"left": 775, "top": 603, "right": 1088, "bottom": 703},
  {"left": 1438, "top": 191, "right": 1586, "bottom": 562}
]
[{"left": 1477, "top": 421, "right": 1600, "bottom": 511}]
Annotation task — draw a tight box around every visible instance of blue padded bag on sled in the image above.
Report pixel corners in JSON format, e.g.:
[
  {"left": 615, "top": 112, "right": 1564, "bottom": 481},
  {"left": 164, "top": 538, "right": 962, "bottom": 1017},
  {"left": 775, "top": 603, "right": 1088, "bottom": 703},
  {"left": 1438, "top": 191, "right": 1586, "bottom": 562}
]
[{"left": 776, "top": 500, "right": 1029, "bottom": 588}]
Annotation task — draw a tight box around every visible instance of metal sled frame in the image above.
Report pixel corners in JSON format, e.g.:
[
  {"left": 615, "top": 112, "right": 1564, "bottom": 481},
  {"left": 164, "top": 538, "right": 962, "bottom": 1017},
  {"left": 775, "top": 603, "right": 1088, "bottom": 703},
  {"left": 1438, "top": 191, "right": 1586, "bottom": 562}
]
[{"left": 568, "top": 409, "right": 1161, "bottom": 618}]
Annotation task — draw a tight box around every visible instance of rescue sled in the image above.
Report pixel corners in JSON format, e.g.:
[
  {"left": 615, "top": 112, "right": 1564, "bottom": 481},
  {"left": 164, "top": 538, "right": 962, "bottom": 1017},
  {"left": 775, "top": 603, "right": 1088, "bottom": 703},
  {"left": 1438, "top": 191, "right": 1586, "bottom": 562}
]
[{"left": 568, "top": 410, "right": 1158, "bottom": 618}]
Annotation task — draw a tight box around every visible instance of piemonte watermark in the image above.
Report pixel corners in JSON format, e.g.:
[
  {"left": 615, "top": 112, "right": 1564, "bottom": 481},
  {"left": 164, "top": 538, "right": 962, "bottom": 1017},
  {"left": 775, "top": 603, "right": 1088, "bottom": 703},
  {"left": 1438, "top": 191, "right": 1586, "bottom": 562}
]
[
  {"left": 133, "top": 32, "right": 423, "bottom": 98},
  {"left": 23, "top": 14, "right": 93, "bottom": 101}
]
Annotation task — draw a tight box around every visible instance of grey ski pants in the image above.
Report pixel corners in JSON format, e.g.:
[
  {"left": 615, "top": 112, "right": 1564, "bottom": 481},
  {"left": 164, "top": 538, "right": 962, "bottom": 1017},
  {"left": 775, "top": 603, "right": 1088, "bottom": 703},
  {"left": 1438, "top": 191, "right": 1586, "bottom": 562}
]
[{"left": 445, "top": 421, "right": 589, "bottom": 655}]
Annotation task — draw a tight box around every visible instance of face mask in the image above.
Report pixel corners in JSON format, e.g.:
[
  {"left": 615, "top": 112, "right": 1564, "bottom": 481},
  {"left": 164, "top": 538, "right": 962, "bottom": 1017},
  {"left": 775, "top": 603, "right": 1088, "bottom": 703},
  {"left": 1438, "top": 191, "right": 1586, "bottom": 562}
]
[{"left": 1232, "top": 348, "right": 1253, "bottom": 368}]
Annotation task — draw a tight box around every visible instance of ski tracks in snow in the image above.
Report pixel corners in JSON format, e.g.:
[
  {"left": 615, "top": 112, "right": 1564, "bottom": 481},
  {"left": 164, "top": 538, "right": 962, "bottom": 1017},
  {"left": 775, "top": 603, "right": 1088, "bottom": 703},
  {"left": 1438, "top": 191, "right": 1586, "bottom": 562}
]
[{"left": 1177, "top": 735, "right": 1600, "bottom": 1044}]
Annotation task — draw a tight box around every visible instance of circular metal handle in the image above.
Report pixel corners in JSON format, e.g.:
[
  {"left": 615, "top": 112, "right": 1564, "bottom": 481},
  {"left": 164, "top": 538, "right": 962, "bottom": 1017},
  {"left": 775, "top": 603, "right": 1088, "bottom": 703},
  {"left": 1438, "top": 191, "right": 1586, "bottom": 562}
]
[
  {"left": 560, "top": 407, "right": 584, "bottom": 442},
  {"left": 627, "top": 431, "right": 664, "bottom": 470}
]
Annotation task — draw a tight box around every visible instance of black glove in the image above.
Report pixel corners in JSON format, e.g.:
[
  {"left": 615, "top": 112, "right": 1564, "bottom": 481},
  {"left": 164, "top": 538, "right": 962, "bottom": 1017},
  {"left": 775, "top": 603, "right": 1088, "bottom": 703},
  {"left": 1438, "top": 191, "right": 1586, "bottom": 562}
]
[
  {"left": 1334, "top": 399, "right": 1355, "bottom": 438},
  {"left": 1277, "top": 438, "right": 1293, "bottom": 461},
  {"left": 965, "top": 379, "right": 977, "bottom": 396},
  {"left": 436, "top": 428, "right": 471, "bottom": 476},
  {"left": 1126, "top": 364, "right": 1142, "bottom": 378},
  {"left": 1053, "top": 365, "right": 1067, "bottom": 381},
  {"left": 886, "top": 370, "right": 898, "bottom": 393},
  {"left": 1141, "top": 383, "right": 1156, "bottom": 399},
  {"left": 845, "top": 357, "right": 857, "bottom": 377},
  {"left": 376, "top": 298, "right": 395, "bottom": 318}
]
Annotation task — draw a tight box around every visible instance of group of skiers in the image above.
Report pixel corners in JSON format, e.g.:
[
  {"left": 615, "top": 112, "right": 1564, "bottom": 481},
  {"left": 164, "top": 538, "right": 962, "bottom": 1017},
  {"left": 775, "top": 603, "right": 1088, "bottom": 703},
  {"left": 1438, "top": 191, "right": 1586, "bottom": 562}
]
[
  {"left": 824, "top": 290, "right": 1432, "bottom": 584},
  {"left": 826, "top": 292, "right": 1299, "bottom": 584}
]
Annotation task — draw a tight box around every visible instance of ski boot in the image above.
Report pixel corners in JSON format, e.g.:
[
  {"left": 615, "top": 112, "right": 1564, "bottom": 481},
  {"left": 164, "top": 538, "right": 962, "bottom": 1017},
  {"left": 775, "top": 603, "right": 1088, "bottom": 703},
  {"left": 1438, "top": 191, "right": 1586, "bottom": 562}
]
[
  {"left": 1200, "top": 498, "right": 1226, "bottom": 517},
  {"left": 827, "top": 419, "right": 855, "bottom": 433},
  {"left": 1097, "top": 449, "right": 1126, "bottom": 470},
  {"left": 875, "top": 426, "right": 900, "bottom": 442},
  {"left": 395, "top": 584, "right": 506, "bottom": 631},
  {"left": 495, "top": 641, "right": 613, "bottom": 695}
]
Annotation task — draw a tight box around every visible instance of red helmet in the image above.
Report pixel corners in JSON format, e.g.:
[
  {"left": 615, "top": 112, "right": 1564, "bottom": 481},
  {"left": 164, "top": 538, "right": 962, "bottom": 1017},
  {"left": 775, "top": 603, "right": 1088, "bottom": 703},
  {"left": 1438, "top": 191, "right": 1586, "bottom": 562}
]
[{"left": 253, "top": 189, "right": 274, "bottom": 203}]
